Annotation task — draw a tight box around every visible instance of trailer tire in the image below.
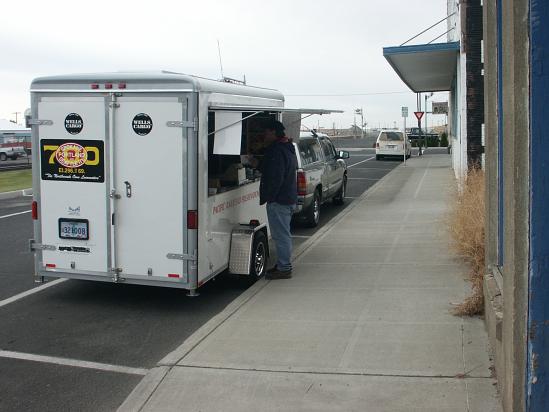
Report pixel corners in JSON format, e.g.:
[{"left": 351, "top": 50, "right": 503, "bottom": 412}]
[
  {"left": 248, "top": 231, "right": 267, "bottom": 282},
  {"left": 0, "top": 153, "right": 6, "bottom": 161}
]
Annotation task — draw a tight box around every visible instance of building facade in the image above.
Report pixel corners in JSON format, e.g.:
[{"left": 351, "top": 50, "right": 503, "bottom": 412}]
[{"left": 484, "top": 0, "right": 549, "bottom": 411}]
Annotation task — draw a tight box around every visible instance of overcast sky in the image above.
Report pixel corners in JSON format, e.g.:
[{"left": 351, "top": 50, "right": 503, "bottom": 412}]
[{"left": 1, "top": 0, "right": 449, "bottom": 130}]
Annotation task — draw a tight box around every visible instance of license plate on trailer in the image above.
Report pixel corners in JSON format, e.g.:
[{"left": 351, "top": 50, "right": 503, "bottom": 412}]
[{"left": 59, "top": 218, "right": 89, "bottom": 240}]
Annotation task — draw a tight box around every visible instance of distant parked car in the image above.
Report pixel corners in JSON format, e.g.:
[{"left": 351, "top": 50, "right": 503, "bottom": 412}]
[
  {"left": 293, "top": 132, "right": 350, "bottom": 227},
  {"left": 375, "top": 131, "right": 411, "bottom": 160}
]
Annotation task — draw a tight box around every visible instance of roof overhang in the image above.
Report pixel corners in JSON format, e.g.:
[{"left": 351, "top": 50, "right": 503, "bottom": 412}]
[{"left": 383, "top": 41, "right": 460, "bottom": 93}]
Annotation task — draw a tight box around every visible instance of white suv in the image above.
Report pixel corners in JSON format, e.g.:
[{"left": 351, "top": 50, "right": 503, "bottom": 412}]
[{"left": 375, "top": 131, "right": 411, "bottom": 160}]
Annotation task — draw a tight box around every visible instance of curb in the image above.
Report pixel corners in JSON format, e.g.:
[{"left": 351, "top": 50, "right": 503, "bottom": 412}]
[
  {"left": 117, "top": 161, "right": 405, "bottom": 412},
  {"left": 0, "top": 188, "right": 33, "bottom": 200}
]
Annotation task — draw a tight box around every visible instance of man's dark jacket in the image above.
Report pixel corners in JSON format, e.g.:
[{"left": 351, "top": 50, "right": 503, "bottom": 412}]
[{"left": 259, "top": 139, "right": 298, "bottom": 205}]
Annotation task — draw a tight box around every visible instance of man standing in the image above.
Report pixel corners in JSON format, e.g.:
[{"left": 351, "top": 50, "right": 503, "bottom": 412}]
[{"left": 259, "top": 119, "right": 297, "bottom": 279}]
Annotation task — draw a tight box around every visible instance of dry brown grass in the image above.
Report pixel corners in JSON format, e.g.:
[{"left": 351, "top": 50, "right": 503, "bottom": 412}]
[{"left": 447, "top": 167, "right": 485, "bottom": 316}]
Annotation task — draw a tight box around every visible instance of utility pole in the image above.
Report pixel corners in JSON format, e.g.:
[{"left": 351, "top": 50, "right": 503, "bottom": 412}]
[
  {"left": 11, "top": 112, "right": 21, "bottom": 125},
  {"left": 355, "top": 108, "right": 364, "bottom": 139}
]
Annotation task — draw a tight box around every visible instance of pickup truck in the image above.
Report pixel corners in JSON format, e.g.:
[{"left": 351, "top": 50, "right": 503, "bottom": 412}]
[
  {"left": 0, "top": 146, "right": 26, "bottom": 161},
  {"left": 293, "top": 132, "right": 349, "bottom": 227}
]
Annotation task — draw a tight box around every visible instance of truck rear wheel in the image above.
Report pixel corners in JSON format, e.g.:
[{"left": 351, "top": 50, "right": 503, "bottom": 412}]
[
  {"left": 247, "top": 231, "right": 267, "bottom": 282},
  {"left": 333, "top": 175, "right": 346, "bottom": 205},
  {"left": 304, "top": 190, "right": 321, "bottom": 227},
  {"left": 0, "top": 153, "right": 6, "bottom": 161}
]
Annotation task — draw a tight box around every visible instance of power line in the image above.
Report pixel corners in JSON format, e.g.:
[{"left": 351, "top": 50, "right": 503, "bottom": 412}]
[{"left": 285, "top": 91, "right": 412, "bottom": 97}]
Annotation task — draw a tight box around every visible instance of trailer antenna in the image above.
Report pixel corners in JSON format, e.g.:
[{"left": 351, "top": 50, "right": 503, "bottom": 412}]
[{"left": 217, "top": 39, "right": 225, "bottom": 80}]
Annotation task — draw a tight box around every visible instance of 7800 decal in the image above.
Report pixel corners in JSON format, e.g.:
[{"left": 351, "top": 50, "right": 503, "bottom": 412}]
[{"left": 40, "top": 139, "right": 105, "bottom": 183}]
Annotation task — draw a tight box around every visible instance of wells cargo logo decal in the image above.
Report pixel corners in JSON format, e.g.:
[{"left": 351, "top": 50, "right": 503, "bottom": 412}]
[
  {"left": 40, "top": 139, "right": 104, "bottom": 183},
  {"left": 64, "top": 113, "right": 83, "bottom": 135},
  {"left": 132, "top": 113, "right": 153, "bottom": 136}
]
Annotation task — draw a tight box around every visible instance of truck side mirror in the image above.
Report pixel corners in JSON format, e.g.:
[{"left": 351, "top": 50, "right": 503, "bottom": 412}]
[{"left": 337, "top": 150, "right": 350, "bottom": 159}]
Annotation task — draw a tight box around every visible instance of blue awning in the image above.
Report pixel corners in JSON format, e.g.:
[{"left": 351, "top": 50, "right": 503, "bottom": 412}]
[{"left": 383, "top": 42, "right": 460, "bottom": 93}]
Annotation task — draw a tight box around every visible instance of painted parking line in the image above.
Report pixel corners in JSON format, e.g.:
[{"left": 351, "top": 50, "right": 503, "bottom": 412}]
[
  {"left": 347, "top": 177, "right": 380, "bottom": 181},
  {"left": 0, "top": 278, "right": 67, "bottom": 309},
  {"left": 291, "top": 235, "right": 312, "bottom": 239},
  {"left": 0, "top": 210, "right": 31, "bottom": 220},
  {"left": 347, "top": 156, "right": 375, "bottom": 168},
  {"left": 0, "top": 350, "right": 149, "bottom": 376}
]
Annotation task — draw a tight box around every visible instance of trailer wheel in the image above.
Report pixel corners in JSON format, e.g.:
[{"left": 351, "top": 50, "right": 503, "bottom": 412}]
[{"left": 248, "top": 231, "right": 267, "bottom": 281}]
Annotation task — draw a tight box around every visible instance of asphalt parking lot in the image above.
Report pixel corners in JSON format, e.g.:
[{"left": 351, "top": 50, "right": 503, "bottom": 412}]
[{"left": 0, "top": 143, "right": 444, "bottom": 411}]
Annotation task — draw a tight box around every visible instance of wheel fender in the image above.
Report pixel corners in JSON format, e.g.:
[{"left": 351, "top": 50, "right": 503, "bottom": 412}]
[{"left": 228, "top": 223, "right": 268, "bottom": 275}]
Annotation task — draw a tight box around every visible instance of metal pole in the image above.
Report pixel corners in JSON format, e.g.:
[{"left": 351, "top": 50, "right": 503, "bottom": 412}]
[
  {"left": 403, "top": 115, "right": 407, "bottom": 166},
  {"left": 417, "top": 93, "right": 422, "bottom": 156},
  {"left": 424, "top": 95, "right": 428, "bottom": 151}
]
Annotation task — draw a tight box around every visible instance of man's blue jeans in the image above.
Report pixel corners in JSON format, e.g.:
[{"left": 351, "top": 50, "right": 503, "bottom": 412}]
[{"left": 266, "top": 202, "right": 295, "bottom": 271}]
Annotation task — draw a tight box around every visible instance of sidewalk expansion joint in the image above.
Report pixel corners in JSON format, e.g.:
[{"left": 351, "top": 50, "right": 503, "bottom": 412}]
[{"left": 175, "top": 364, "right": 494, "bottom": 380}]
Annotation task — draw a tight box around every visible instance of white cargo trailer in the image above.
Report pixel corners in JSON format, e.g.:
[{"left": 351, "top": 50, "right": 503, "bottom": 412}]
[{"left": 29, "top": 72, "right": 337, "bottom": 295}]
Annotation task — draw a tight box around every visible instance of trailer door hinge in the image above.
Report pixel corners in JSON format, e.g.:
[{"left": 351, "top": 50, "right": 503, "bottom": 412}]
[
  {"left": 27, "top": 119, "right": 53, "bottom": 126},
  {"left": 166, "top": 118, "right": 198, "bottom": 131},
  {"left": 29, "top": 239, "right": 56, "bottom": 252},
  {"left": 167, "top": 251, "right": 197, "bottom": 261}
]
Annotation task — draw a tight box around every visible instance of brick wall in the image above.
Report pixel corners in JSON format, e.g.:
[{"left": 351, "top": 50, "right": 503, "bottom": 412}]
[{"left": 463, "top": 0, "right": 484, "bottom": 168}]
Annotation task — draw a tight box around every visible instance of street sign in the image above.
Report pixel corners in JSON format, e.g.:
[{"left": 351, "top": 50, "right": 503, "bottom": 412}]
[
  {"left": 414, "top": 111, "right": 424, "bottom": 121},
  {"left": 432, "top": 101, "right": 449, "bottom": 115},
  {"left": 401, "top": 107, "right": 408, "bottom": 118}
]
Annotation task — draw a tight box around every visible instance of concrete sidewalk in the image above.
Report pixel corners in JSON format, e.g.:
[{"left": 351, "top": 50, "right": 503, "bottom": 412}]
[{"left": 119, "top": 154, "right": 501, "bottom": 412}]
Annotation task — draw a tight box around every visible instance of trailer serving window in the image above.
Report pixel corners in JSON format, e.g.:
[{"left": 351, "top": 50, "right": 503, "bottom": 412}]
[{"left": 207, "top": 111, "right": 277, "bottom": 195}]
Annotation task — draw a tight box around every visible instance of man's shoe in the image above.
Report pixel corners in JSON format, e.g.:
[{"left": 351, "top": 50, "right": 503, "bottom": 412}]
[{"left": 265, "top": 268, "right": 292, "bottom": 280}]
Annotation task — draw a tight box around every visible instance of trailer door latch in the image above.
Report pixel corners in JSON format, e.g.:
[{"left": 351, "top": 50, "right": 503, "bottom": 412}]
[{"left": 109, "top": 189, "right": 121, "bottom": 199}]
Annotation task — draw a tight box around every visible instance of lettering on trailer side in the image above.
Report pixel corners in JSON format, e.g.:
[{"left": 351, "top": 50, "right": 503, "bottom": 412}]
[{"left": 212, "top": 190, "right": 260, "bottom": 214}]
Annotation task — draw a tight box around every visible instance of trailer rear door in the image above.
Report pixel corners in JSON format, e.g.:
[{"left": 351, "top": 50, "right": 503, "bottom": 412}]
[
  {"left": 37, "top": 96, "right": 109, "bottom": 273},
  {"left": 112, "top": 97, "right": 188, "bottom": 281}
]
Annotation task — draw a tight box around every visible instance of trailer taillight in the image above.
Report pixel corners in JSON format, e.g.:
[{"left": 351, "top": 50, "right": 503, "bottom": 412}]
[
  {"left": 187, "top": 210, "right": 198, "bottom": 229},
  {"left": 91, "top": 84, "right": 99, "bottom": 89},
  {"left": 297, "top": 170, "right": 307, "bottom": 196},
  {"left": 46, "top": 263, "right": 56, "bottom": 269},
  {"left": 168, "top": 274, "right": 180, "bottom": 278},
  {"left": 104, "top": 83, "right": 113, "bottom": 89},
  {"left": 118, "top": 83, "right": 127, "bottom": 89},
  {"left": 32, "top": 201, "right": 38, "bottom": 220}
]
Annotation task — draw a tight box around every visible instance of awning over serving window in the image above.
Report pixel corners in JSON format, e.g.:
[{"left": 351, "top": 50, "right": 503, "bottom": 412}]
[
  {"left": 208, "top": 106, "right": 342, "bottom": 115},
  {"left": 383, "top": 41, "right": 460, "bottom": 93}
]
